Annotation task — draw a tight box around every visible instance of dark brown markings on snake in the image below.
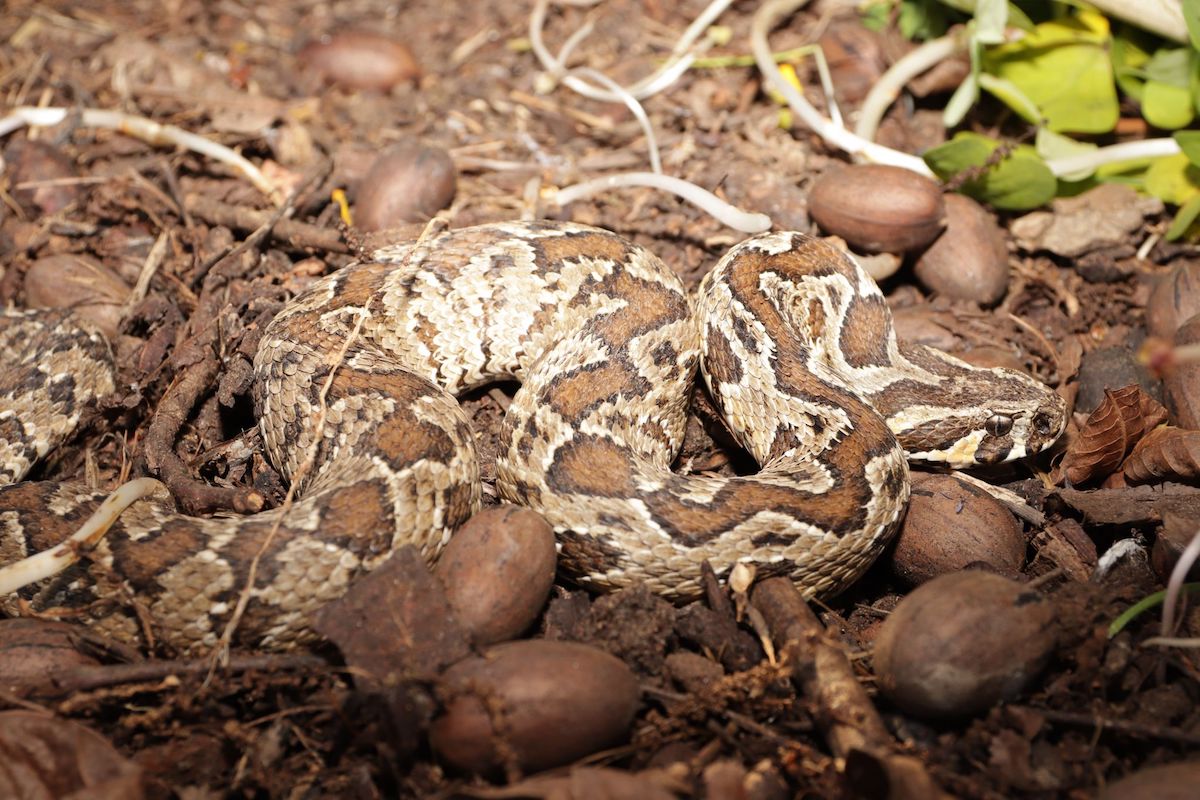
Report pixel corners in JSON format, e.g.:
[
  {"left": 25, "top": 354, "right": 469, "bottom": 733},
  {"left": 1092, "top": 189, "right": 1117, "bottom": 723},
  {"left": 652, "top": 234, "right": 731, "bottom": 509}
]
[
  {"left": 543, "top": 359, "right": 650, "bottom": 421},
  {"left": 443, "top": 479, "right": 477, "bottom": 527},
  {"left": 556, "top": 528, "right": 625, "bottom": 577},
  {"left": 534, "top": 229, "right": 634, "bottom": 270},
  {"left": 333, "top": 262, "right": 389, "bottom": 308},
  {"left": 893, "top": 416, "right": 978, "bottom": 453},
  {"left": 0, "top": 483, "right": 90, "bottom": 555},
  {"left": 642, "top": 473, "right": 871, "bottom": 548},
  {"left": 545, "top": 434, "right": 636, "bottom": 497},
  {"left": 107, "top": 517, "right": 208, "bottom": 587},
  {"left": 369, "top": 400, "right": 460, "bottom": 469},
  {"left": 837, "top": 294, "right": 892, "bottom": 368},
  {"left": 704, "top": 323, "right": 742, "bottom": 386},
  {"left": 650, "top": 340, "right": 677, "bottom": 368},
  {"left": 730, "top": 314, "right": 759, "bottom": 356},
  {"left": 311, "top": 480, "right": 395, "bottom": 552},
  {"left": 46, "top": 374, "right": 78, "bottom": 406},
  {"left": 585, "top": 264, "right": 689, "bottom": 346},
  {"left": 897, "top": 341, "right": 973, "bottom": 378}
]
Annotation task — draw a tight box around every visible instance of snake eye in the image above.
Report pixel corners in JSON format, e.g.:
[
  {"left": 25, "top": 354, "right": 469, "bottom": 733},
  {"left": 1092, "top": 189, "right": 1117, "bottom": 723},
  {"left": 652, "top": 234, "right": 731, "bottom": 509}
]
[{"left": 985, "top": 414, "right": 1014, "bottom": 437}]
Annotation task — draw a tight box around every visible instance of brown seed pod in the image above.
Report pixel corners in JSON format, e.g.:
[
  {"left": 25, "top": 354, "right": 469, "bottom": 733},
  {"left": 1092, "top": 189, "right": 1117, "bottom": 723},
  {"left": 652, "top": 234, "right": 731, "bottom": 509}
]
[
  {"left": 353, "top": 141, "right": 456, "bottom": 231},
  {"left": 1146, "top": 261, "right": 1200, "bottom": 340},
  {"left": 433, "top": 506, "right": 557, "bottom": 646},
  {"left": 1097, "top": 761, "right": 1200, "bottom": 800},
  {"left": 808, "top": 164, "right": 945, "bottom": 253},
  {"left": 24, "top": 253, "right": 131, "bottom": 340},
  {"left": 430, "top": 640, "right": 639, "bottom": 774},
  {"left": 890, "top": 473, "right": 1025, "bottom": 587},
  {"left": 298, "top": 30, "right": 420, "bottom": 91},
  {"left": 873, "top": 571, "right": 1056, "bottom": 719},
  {"left": 912, "top": 193, "right": 1009, "bottom": 305}
]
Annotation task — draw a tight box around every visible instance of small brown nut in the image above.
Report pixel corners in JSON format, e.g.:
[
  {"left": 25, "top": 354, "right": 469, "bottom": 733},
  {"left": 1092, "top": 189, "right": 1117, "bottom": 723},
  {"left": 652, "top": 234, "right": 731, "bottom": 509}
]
[
  {"left": 1163, "top": 313, "right": 1200, "bottom": 429},
  {"left": 873, "top": 571, "right": 1056, "bottom": 718},
  {"left": 299, "top": 30, "right": 420, "bottom": 91},
  {"left": 3, "top": 139, "right": 85, "bottom": 217},
  {"left": 354, "top": 141, "right": 456, "bottom": 231},
  {"left": 913, "top": 193, "right": 1009, "bottom": 305},
  {"left": 890, "top": 473, "right": 1025, "bottom": 587},
  {"left": 1097, "top": 761, "right": 1200, "bottom": 800},
  {"left": 24, "top": 253, "right": 130, "bottom": 339},
  {"left": 433, "top": 506, "right": 556, "bottom": 646},
  {"left": 808, "top": 164, "right": 945, "bottom": 253},
  {"left": 430, "top": 640, "right": 639, "bottom": 774},
  {"left": 1146, "top": 261, "right": 1200, "bottom": 339},
  {"left": 0, "top": 619, "right": 100, "bottom": 696}
]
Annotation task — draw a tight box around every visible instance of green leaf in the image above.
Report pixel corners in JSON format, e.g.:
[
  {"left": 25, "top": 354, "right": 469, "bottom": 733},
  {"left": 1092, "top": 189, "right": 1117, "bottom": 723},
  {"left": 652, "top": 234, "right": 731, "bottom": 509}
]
[
  {"left": 860, "top": 1, "right": 891, "bottom": 32},
  {"left": 1144, "top": 47, "right": 1192, "bottom": 88},
  {"left": 1143, "top": 80, "right": 1195, "bottom": 129},
  {"left": 1167, "top": 193, "right": 1200, "bottom": 240},
  {"left": 1111, "top": 27, "right": 1153, "bottom": 101},
  {"left": 978, "top": 73, "right": 1042, "bottom": 124},
  {"left": 923, "top": 132, "right": 1057, "bottom": 209},
  {"left": 1144, "top": 153, "right": 1200, "bottom": 205},
  {"left": 982, "top": 10, "right": 1118, "bottom": 133},
  {"left": 1177, "top": 131, "right": 1200, "bottom": 167},
  {"left": 1184, "top": 0, "right": 1200, "bottom": 52}
]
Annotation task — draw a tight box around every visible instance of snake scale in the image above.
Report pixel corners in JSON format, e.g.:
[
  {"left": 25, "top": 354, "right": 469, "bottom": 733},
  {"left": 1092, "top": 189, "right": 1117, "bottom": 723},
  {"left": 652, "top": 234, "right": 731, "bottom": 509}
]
[{"left": 0, "top": 221, "right": 1066, "bottom": 653}]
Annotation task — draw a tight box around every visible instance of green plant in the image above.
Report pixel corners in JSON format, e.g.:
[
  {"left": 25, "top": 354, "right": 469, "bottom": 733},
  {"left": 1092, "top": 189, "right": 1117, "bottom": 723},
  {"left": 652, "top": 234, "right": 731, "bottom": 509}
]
[{"left": 858, "top": 0, "right": 1200, "bottom": 236}]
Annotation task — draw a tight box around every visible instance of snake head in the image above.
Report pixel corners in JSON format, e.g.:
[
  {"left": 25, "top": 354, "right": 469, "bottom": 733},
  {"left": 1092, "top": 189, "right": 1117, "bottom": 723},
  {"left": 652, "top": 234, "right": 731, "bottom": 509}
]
[{"left": 888, "top": 368, "right": 1068, "bottom": 468}]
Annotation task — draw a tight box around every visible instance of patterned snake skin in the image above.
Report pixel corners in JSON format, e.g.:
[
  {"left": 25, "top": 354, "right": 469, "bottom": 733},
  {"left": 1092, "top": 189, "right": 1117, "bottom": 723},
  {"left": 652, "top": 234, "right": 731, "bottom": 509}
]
[{"left": 0, "top": 221, "right": 1066, "bottom": 653}]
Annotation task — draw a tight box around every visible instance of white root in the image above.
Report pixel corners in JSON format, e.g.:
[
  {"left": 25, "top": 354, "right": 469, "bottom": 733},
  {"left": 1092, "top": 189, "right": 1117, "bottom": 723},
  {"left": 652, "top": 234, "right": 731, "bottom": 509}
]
[{"left": 0, "top": 477, "right": 165, "bottom": 596}]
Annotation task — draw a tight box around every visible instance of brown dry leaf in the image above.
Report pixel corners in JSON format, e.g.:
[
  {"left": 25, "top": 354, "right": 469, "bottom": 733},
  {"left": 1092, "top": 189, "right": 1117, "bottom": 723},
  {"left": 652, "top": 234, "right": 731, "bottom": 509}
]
[
  {"left": 0, "top": 711, "right": 144, "bottom": 799},
  {"left": 1062, "top": 385, "right": 1169, "bottom": 485},
  {"left": 1123, "top": 426, "right": 1200, "bottom": 485}
]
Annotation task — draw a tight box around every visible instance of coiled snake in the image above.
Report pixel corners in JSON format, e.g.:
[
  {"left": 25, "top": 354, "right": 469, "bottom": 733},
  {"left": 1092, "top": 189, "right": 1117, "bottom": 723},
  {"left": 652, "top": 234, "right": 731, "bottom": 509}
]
[{"left": 0, "top": 221, "right": 1066, "bottom": 653}]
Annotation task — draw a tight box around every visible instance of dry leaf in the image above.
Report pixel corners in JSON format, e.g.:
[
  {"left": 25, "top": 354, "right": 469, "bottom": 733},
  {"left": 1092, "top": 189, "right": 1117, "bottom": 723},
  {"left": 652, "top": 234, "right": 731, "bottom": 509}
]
[
  {"left": 1062, "top": 385, "right": 1169, "bottom": 485},
  {"left": 1122, "top": 426, "right": 1200, "bottom": 485},
  {"left": 0, "top": 711, "right": 143, "bottom": 799}
]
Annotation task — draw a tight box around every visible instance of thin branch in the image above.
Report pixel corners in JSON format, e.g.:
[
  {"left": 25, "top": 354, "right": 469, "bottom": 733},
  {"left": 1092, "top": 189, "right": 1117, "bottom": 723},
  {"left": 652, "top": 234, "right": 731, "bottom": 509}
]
[{"left": 0, "top": 106, "right": 281, "bottom": 202}]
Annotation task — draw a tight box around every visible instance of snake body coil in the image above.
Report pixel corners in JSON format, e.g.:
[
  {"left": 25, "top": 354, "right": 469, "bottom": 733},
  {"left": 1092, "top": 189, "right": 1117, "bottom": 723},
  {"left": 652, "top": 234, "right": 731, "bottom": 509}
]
[{"left": 0, "top": 221, "right": 1065, "bottom": 652}]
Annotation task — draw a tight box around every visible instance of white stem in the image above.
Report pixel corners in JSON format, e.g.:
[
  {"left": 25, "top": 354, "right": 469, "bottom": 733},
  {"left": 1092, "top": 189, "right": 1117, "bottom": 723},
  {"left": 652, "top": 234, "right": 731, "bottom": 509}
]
[
  {"left": 0, "top": 478, "right": 164, "bottom": 595},
  {"left": 1161, "top": 528, "right": 1200, "bottom": 641},
  {"left": 552, "top": 171, "right": 772, "bottom": 232},
  {"left": 1044, "top": 137, "right": 1181, "bottom": 177},
  {"left": 568, "top": 67, "right": 662, "bottom": 174},
  {"left": 751, "top": 0, "right": 933, "bottom": 175},
  {"left": 856, "top": 33, "right": 967, "bottom": 142},
  {"left": 0, "top": 106, "right": 280, "bottom": 202},
  {"left": 530, "top": 0, "right": 735, "bottom": 102}
]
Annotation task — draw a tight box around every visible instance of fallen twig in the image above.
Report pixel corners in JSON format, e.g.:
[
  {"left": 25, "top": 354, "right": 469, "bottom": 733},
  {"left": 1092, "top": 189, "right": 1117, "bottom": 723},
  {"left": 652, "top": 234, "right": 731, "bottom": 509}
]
[
  {"left": 751, "top": 577, "right": 950, "bottom": 800},
  {"left": 184, "top": 194, "right": 350, "bottom": 255}
]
